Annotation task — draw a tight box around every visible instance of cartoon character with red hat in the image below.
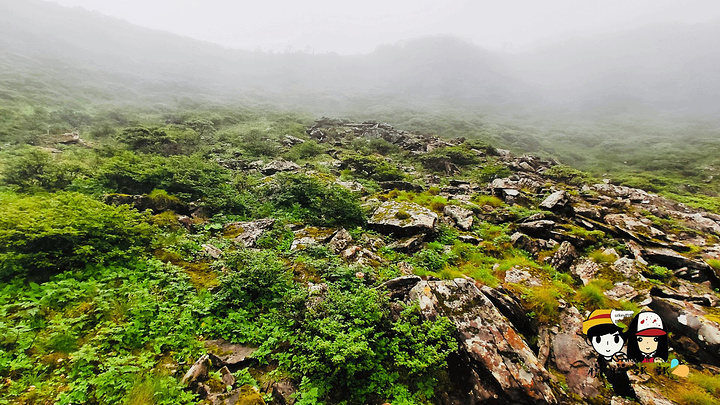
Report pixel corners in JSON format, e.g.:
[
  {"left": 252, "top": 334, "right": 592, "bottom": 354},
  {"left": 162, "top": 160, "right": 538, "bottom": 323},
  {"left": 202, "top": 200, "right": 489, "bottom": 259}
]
[{"left": 625, "top": 311, "right": 668, "bottom": 363}]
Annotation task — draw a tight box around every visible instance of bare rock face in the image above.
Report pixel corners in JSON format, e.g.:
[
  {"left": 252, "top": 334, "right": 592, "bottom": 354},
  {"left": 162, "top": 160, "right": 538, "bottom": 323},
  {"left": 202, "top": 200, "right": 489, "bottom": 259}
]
[
  {"left": 541, "top": 307, "right": 602, "bottom": 399},
  {"left": 649, "top": 297, "right": 720, "bottom": 366},
  {"left": 368, "top": 201, "right": 438, "bottom": 235},
  {"left": 443, "top": 204, "right": 474, "bottom": 230},
  {"left": 408, "top": 278, "right": 557, "bottom": 404},
  {"left": 224, "top": 219, "right": 275, "bottom": 248},
  {"left": 181, "top": 354, "right": 210, "bottom": 387},
  {"left": 612, "top": 257, "right": 644, "bottom": 280},
  {"left": 604, "top": 214, "right": 665, "bottom": 239}
]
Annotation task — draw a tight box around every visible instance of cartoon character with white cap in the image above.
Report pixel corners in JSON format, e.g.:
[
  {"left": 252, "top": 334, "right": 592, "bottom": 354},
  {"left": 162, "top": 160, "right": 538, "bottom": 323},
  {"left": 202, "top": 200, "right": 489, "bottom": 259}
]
[{"left": 625, "top": 311, "right": 668, "bottom": 363}]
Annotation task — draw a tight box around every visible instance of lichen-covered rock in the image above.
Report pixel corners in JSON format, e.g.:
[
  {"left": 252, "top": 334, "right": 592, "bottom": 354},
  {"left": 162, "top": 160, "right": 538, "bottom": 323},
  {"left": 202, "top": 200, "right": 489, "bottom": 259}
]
[
  {"left": 327, "top": 228, "right": 352, "bottom": 253},
  {"left": 541, "top": 307, "right": 602, "bottom": 399},
  {"left": 368, "top": 201, "right": 437, "bottom": 235},
  {"left": 604, "top": 213, "right": 665, "bottom": 239},
  {"left": 571, "top": 259, "right": 599, "bottom": 285},
  {"left": 518, "top": 220, "right": 556, "bottom": 237},
  {"left": 181, "top": 354, "right": 210, "bottom": 387},
  {"left": 443, "top": 204, "right": 474, "bottom": 230},
  {"left": 210, "top": 384, "right": 266, "bottom": 405},
  {"left": 408, "top": 278, "right": 557, "bottom": 404},
  {"left": 511, "top": 232, "right": 540, "bottom": 255},
  {"left": 550, "top": 241, "right": 577, "bottom": 271},
  {"left": 224, "top": 219, "right": 275, "bottom": 248},
  {"left": 290, "top": 226, "right": 336, "bottom": 250},
  {"left": 612, "top": 257, "right": 644, "bottom": 280},
  {"left": 632, "top": 384, "right": 676, "bottom": 405}
]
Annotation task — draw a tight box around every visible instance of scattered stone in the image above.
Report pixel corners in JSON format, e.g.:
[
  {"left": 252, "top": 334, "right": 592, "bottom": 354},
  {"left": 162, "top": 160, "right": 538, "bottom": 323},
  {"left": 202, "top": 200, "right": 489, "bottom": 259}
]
[
  {"left": 378, "top": 180, "right": 424, "bottom": 192},
  {"left": 290, "top": 227, "right": 336, "bottom": 250},
  {"left": 571, "top": 260, "right": 600, "bottom": 285},
  {"left": 219, "top": 366, "right": 235, "bottom": 387},
  {"left": 379, "top": 275, "right": 422, "bottom": 300},
  {"left": 408, "top": 278, "right": 557, "bottom": 404},
  {"left": 632, "top": 384, "right": 676, "bottom": 405},
  {"left": 368, "top": 201, "right": 438, "bottom": 235},
  {"left": 282, "top": 134, "right": 305, "bottom": 146},
  {"left": 504, "top": 267, "right": 541, "bottom": 286},
  {"left": 204, "top": 340, "right": 258, "bottom": 367},
  {"left": 626, "top": 240, "right": 648, "bottom": 265},
  {"left": 271, "top": 380, "right": 298, "bottom": 405},
  {"left": 388, "top": 234, "right": 425, "bottom": 253},
  {"left": 511, "top": 232, "right": 539, "bottom": 255},
  {"left": 611, "top": 257, "right": 644, "bottom": 280},
  {"left": 457, "top": 233, "right": 482, "bottom": 244},
  {"left": 518, "top": 220, "right": 556, "bottom": 236},
  {"left": 605, "top": 214, "right": 665, "bottom": 240},
  {"left": 604, "top": 282, "right": 638, "bottom": 301},
  {"left": 210, "top": 384, "right": 266, "bottom": 405},
  {"left": 202, "top": 244, "right": 223, "bottom": 259},
  {"left": 443, "top": 205, "right": 474, "bottom": 230}
]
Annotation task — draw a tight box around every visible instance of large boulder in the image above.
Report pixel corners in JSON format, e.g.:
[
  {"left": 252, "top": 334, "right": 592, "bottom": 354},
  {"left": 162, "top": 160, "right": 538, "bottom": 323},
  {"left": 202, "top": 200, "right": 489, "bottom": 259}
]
[
  {"left": 368, "top": 201, "right": 438, "bottom": 235},
  {"left": 649, "top": 297, "right": 720, "bottom": 366},
  {"left": 204, "top": 339, "right": 258, "bottom": 367},
  {"left": 539, "top": 190, "right": 569, "bottom": 211},
  {"left": 550, "top": 241, "right": 578, "bottom": 272},
  {"left": 408, "top": 278, "right": 557, "bottom": 404},
  {"left": 261, "top": 159, "right": 300, "bottom": 175},
  {"left": 570, "top": 259, "right": 599, "bottom": 286}
]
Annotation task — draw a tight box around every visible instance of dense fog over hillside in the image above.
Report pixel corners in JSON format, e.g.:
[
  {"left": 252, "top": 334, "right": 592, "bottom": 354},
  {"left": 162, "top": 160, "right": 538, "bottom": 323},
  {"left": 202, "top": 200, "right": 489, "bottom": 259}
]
[{"left": 1, "top": 0, "right": 719, "bottom": 116}]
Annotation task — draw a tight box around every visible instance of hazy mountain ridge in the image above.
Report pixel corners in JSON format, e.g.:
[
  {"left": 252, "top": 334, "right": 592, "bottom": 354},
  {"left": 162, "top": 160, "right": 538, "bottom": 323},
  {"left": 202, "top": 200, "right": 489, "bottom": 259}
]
[{"left": 4, "top": 0, "right": 717, "bottom": 115}]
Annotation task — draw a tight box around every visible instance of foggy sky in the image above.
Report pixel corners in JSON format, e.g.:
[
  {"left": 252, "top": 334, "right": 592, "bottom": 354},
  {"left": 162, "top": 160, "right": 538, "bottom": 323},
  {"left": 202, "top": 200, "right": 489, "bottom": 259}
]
[{"left": 48, "top": 0, "right": 720, "bottom": 54}]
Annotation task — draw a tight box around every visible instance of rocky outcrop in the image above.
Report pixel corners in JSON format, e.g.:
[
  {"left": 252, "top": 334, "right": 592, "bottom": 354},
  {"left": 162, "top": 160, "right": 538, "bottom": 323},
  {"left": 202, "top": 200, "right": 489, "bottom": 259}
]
[
  {"left": 204, "top": 339, "right": 258, "bottom": 367},
  {"left": 408, "top": 278, "right": 557, "bottom": 404},
  {"left": 539, "top": 190, "right": 569, "bottom": 211},
  {"left": 368, "top": 201, "right": 438, "bottom": 235},
  {"left": 261, "top": 159, "right": 300, "bottom": 175}
]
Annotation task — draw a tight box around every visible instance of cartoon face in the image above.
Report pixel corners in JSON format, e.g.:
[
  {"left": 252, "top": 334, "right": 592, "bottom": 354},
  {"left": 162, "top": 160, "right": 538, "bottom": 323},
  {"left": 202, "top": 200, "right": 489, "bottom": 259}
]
[
  {"left": 591, "top": 331, "right": 624, "bottom": 358},
  {"left": 636, "top": 336, "right": 659, "bottom": 355}
]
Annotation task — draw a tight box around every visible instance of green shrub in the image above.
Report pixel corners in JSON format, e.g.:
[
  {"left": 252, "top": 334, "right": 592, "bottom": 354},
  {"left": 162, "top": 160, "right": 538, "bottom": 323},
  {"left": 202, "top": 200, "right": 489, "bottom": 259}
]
[
  {"left": 284, "top": 285, "right": 457, "bottom": 403},
  {"left": 343, "top": 154, "right": 406, "bottom": 181},
  {"left": 0, "top": 192, "right": 156, "bottom": 279},
  {"left": 287, "top": 140, "right": 325, "bottom": 161},
  {"left": 544, "top": 165, "right": 589, "bottom": 186},
  {"left": 241, "top": 129, "right": 279, "bottom": 157},
  {"left": 420, "top": 146, "right": 480, "bottom": 172},
  {"left": 265, "top": 173, "right": 366, "bottom": 227},
  {"left": 2, "top": 147, "right": 87, "bottom": 191}
]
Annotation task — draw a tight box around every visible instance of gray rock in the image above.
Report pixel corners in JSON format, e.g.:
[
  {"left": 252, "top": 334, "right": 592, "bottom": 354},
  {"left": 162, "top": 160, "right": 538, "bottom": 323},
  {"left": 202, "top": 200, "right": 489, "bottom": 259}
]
[
  {"left": 518, "top": 220, "right": 556, "bottom": 236},
  {"left": 290, "top": 227, "right": 336, "bottom": 250},
  {"left": 388, "top": 234, "right": 425, "bottom": 253},
  {"left": 539, "top": 190, "right": 568, "bottom": 210},
  {"left": 408, "top": 278, "right": 557, "bottom": 404},
  {"left": 443, "top": 205, "right": 474, "bottom": 230},
  {"left": 181, "top": 354, "right": 210, "bottom": 386},
  {"left": 612, "top": 257, "right": 644, "bottom": 280},
  {"left": 511, "top": 232, "right": 539, "bottom": 255},
  {"left": 368, "top": 201, "right": 438, "bottom": 235},
  {"left": 224, "top": 219, "right": 275, "bottom": 248},
  {"left": 201, "top": 244, "right": 223, "bottom": 259},
  {"left": 204, "top": 340, "right": 258, "bottom": 367},
  {"left": 379, "top": 275, "right": 422, "bottom": 300},
  {"left": 632, "top": 384, "right": 676, "bottom": 405},
  {"left": 261, "top": 159, "right": 300, "bottom": 175}
]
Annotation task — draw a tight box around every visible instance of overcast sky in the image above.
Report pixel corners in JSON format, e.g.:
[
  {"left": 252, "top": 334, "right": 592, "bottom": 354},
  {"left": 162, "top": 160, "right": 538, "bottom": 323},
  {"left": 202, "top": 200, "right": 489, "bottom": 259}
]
[{"left": 48, "top": 0, "right": 720, "bottom": 54}]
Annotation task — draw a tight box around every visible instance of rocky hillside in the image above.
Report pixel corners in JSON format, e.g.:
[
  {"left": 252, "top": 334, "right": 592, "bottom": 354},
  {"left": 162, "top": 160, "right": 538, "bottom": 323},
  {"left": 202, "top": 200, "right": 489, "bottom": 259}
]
[{"left": 2, "top": 116, "right": 720, "bottom": 405}]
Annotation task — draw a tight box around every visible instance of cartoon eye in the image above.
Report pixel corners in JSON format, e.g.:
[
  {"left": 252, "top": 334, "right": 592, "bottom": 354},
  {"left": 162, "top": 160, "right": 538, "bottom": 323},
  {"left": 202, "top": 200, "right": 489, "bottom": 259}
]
[
  {"left": 595, "top": 336, "right": 601, "bottom": 344},
  {"left": 654, "top": 337, "right": 658, "bottom": 342},
  {"left": 637, "top": 336, "right": 642, "bottom": 342},
  {"left": 614, "top": 335, "right": 620, "bottom": 344}
]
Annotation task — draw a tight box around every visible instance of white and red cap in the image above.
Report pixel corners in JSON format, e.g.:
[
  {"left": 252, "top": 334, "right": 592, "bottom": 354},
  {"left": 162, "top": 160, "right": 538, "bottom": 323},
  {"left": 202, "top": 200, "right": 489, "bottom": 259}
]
[{"left": 636, "top": 312, "right": 666, "bottom": 336}]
